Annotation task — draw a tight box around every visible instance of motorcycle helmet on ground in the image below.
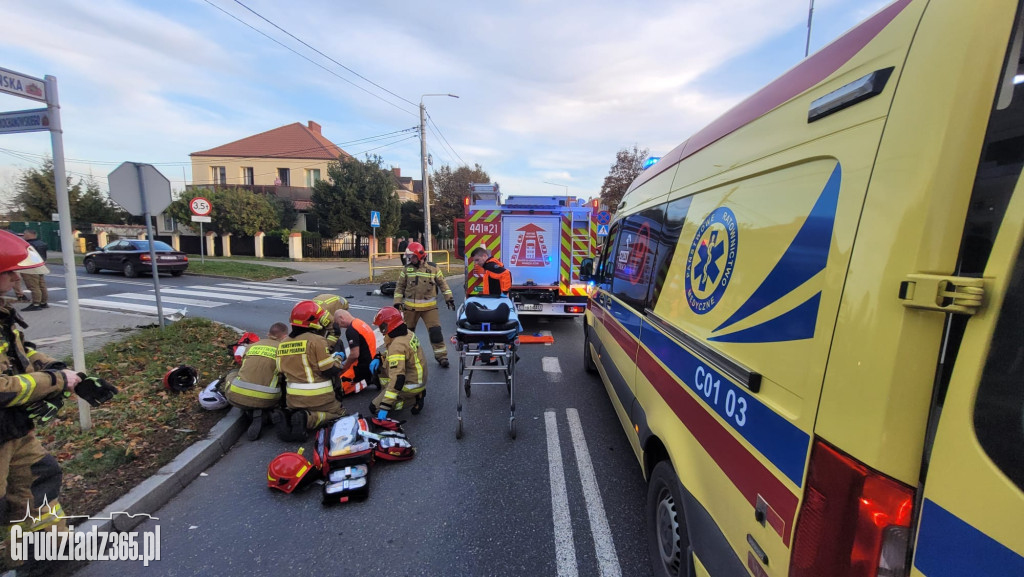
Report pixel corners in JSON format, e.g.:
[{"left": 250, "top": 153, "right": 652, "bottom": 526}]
[
  {"left": 198, "top": 379, "right": 228, "bottom": 411},
  {"left": 290, "top": 300, "right": 331, "bottom": 331},
  {"left": 267, "top": 447, "right": 317, "bottom": 493},
  {"left": 373, "top": 306, "right": 405, "bottom": 336},
  {"left": 164, "top": 365, "right": 198, "bottom": 392}
]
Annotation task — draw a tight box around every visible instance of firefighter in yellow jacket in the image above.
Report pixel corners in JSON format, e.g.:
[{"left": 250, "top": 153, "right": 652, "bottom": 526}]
[
  {"left": 393, "top": 241, "right": 454, "bottom": 367},
  {"left": 312, "top": 293, "right": 348, "bottom": 349},
  {"left": 371, "top": 306, "right": 427, "bottom": 417},
  {"left": 226, "top": 322, "right": 288, "bottom": 441},
  {"left": 274, "top": 301, "right": 345, "bottom": 442},
  {"left": 0, "top": 231, "right": 84, "bottom": 570}
]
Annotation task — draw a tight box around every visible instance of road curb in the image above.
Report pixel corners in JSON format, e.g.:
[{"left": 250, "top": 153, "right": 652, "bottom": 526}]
[{"left": 75, "top": 408, "right": 246, "bottom": 533}]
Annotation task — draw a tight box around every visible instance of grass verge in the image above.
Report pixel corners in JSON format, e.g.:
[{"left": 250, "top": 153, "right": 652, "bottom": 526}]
[
  {"left": 184, "top": 260, "right": 301, "bottom": 280},
  {"left": 39, "top": 317, "right": 239, "bottom": 517}
]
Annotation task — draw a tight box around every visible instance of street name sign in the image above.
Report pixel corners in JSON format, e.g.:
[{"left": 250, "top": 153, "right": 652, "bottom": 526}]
[
  {"left": 0, "top": 67, "right": 46, "bottom": 102},
  {"left": 0, "top": 108, "right": 49, "bottom": 134}
]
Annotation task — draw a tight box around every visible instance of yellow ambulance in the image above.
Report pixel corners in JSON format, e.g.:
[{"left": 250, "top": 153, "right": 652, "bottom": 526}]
[{"left": 581, "top": 1, "right": 1024, "bottom": 575}]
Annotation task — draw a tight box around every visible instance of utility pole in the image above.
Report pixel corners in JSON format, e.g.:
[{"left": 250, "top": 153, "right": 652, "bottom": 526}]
[
  {"left": 805, "top": 0, "right": 815, "bottom": 57},
  {"left": 419, "top": 93, "right": 458, "bottom": 255}
]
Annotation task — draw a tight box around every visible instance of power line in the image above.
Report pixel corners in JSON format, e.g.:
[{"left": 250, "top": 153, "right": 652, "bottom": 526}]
[
  {"left": 232, "top": 0, "right": 418, "bottom": 109},
  {"left": 425, "top": 111, "right": 466, "bottom": 166},
  {"left": 202, "top": 0, "right": 416, "bottom": 117}
]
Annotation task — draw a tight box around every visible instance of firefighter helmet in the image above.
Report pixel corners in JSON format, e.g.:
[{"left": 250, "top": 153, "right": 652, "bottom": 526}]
[
  {"left": 373, "top": 306, "right": 406, "bottom": 335},
  {"left": 0, "top": 230, "right": 45, "bottom": 273},
  {"left": 267, "top": 448, "right": 316, "bottom": 493},
  {"left": 405, "top": 241, "right": 426, "bottom": 263},
  {"left": 198, "top": 380, "right": 228, "bottom": 411},
  {"left": 290, "top": 300, "right": 330, "bottom": 330},
  {"left": 163, "top": 365, "right": 198, "bottom": 392}
]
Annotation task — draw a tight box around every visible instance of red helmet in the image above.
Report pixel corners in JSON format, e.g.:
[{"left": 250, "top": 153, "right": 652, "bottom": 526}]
[
  {"left": 267, "top": 448, "right": 317, "bottom": 493},
  {"left": 373, "top": 306, "right": 405, "bottom": 335},
  {"left": 231, "top": 332, "right": 261, "bottom": 364},
  {"left": 405, "top": 242, "right": 426, "bottom": 262},
  {"left": 163, "top": 365, "right": 198, "bottom": 392},
  {"left": 0, "top": 230, "right": 45, "bottom": 274},
  {"left": 290, "top": 300, "right": 330, "bottom": 330}
]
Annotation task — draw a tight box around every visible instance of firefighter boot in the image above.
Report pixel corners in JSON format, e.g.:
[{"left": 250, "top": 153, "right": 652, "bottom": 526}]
[
  {"left": 411, "top": 390, "right": 426, "bottom": 415},
  {"left": 247, "top": 409, "right": 263, "bottom": 441},
  {"left": 271, "top": 409, "right": 291, "bottom": 441},
  {"left": 438, "top": 358, "right": 449, "bottom": 368},
  {"left": 290, "top": 409, "right": 309, "bottom": 442}
]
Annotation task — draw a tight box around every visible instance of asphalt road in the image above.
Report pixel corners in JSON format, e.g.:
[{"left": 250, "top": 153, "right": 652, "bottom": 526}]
[{"left": 51, "top": 266, "right": 653, "bottom": 577}]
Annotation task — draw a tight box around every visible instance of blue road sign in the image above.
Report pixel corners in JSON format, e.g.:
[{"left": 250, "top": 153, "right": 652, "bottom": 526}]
[
  {"left": 596, "top": 211, "right": 611, "bottom": 225},
  {"left": 597, "top": 224, "right": 609, "bottom": 237},
  {"left": 370, "top": 211, "right": 381, "bottom": 228}
]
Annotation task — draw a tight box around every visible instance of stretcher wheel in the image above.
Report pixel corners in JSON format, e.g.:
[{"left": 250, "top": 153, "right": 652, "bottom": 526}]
[
  {"left": 456, "top": 418, "right": 463, "bottom": 439},
  {"left": 465, "top": 383, "right": 471, "bottom": 398},
  {"left": 509, "top": 417, "right": 516, "bottom": 439}
]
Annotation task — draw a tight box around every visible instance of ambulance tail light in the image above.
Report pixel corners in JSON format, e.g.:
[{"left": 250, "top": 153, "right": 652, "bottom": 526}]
[
  {"left": 790, "top": 440, "right": 914, "bottom": 577},
  {"left": 564, "top": 305, "right": 586, "bottom": 314}
]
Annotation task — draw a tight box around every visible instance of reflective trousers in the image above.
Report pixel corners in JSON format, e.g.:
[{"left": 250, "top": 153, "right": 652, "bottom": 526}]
[
  {"left": 402, "top": 308, "right": 447, "bottom": 361},
  {"left": 1, "top": 432, "right": 66, "bottom": 568}
]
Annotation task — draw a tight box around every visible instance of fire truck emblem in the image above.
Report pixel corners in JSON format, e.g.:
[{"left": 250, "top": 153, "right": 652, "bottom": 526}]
[{"left": 510, "top": 223, "right": 550, "bottom": 267}]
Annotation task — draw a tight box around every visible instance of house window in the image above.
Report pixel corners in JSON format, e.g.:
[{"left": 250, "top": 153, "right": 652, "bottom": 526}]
[
  {"left": 277, "top": 168, "right": 290, "bottom": 186},
  {"left": 306, "top": 168, "right": 321, "bottom": 187},
  {"left": 242, "top": 167, "right": 254, "bottom": 185},
  {"left": 163, "top": 214, "right": 175, "bottom": 232},
  {"left": 212, "top": 166, "right": 226, "bottom": 185}
]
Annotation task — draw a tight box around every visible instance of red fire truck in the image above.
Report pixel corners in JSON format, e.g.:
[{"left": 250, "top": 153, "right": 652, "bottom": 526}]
[{"left": 454, "top": 183, "right": 599, "bottom": 316}]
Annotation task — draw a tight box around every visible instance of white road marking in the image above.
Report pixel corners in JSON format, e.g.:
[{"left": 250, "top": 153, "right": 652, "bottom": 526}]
[
  {"left": 74, "top": 299, "right": 183, "bottom": 316},
  {"left": 158, "top": 288, "right": 263, "bottom": 301},
  {"left": 225, "top": 282, "right": 335, "bottom": 293},
  {"left": 567, "top": 409, "right": 621, "bottom": 577},
  {"left": 188, "top": 285, "right": 292, "bottom": 297},
  {"left": 545, "top": 410, "right": 579, "bottom": 577},
  {"left": 110, "top": 293, "right": 224, "bottom": 308},
  {"left": 542, "top": 357, "right": 562, "bottom": 381}
]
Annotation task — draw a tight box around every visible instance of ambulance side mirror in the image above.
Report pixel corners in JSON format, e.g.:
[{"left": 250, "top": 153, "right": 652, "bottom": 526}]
[{"left": 579, "top": 258, "right": 594, "bottom": 282}]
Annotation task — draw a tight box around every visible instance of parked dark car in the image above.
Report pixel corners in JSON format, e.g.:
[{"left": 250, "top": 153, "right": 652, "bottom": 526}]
[{"left": 83, "top": 240, "right": 188, "bottom": 278}]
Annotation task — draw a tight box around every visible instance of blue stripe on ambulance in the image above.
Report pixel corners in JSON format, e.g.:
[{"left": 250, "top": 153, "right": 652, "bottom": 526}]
[
  {"left": 606, "top": 297, "right": 811, "bottom": 486},
  {"left": 710, "top": 163, "right": 841, "bottom": 343},
  {"left": 914, "top": 499, "right": 1024, "bottom": 576}
]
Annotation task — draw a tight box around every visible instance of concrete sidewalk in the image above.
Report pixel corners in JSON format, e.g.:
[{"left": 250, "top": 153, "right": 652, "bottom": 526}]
[{"left": 6, "top": 299, "right": 152, "bottom": 362}]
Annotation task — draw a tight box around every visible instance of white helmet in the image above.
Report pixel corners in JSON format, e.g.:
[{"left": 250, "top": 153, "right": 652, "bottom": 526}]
[{"left": 198, "top": 379, "right": 229, "bottom": 411}]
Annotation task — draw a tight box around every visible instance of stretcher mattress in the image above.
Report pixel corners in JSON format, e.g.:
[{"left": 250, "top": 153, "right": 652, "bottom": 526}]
[{"left": 456, "top": 296, "right": 522, "bottom": 343}]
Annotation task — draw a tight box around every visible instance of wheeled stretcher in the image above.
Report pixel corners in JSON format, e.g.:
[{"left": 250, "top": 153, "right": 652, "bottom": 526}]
[{"left": 453, "top": 296, "right": 522, "bottom": 439}]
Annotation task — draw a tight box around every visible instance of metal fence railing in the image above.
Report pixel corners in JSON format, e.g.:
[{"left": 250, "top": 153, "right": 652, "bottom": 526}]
[{"left": 368, "top": 249, "right": 451, "bottom": 282}]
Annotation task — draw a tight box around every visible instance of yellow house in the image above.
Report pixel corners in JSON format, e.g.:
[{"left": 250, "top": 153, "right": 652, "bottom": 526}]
[{"left": 190, "top": 120, "right": 347, "bottom": 192}]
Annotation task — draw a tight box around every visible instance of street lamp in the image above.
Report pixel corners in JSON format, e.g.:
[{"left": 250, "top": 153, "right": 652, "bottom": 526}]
[
  {"left": 420, "top": 93, "right": 459, "bottom": 254},
  {"left": 543, "top": 181, "right": 569, "bottom": 204}
]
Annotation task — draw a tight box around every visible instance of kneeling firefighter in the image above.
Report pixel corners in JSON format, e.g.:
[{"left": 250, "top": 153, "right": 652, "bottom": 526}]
[
  {"left": 0, "top": 231, "right": 116, "bottom": 571},
  {"left": 226, "top": 322, "right": 289, "bottom": 441},
  {"left": 371, "top": 306, "right": 427, "bottom": 418},
  {"left": 312, "top": 293, "right": 349, "bottom": 349},
  {"left": 275, "top": 301, "right": 346, "bottom": 442}
]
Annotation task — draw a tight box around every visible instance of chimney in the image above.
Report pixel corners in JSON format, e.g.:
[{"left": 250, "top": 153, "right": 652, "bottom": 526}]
[
  {"left": 392, "top": 168, "right": 401, "bottom": 177},
  {"left": 308, "top": 121, "right": 321, "bottom": 134}
]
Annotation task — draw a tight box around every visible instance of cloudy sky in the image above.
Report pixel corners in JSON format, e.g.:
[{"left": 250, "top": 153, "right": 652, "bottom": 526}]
[{"left": 0, "top": 0, "right": 888, "bottom": 203}]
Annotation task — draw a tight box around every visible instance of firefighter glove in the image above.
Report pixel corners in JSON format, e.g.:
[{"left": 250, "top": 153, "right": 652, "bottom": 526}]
[
  {"left": 74, "top": 374, "right": 118, "bottom": 407},
  {"left": 27, "top": 390, "right": 70, "bottom": 424},
  {"left": 393, "top": 302, "right": 404, "bottom": 311},
  {"left": 446, "top": 299, "right": 456, "bottom": 310}
]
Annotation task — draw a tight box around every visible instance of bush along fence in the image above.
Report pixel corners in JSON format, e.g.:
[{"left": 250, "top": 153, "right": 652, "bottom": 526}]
[{"left": 73, "top": 226, "right": 455, "bottom": 261}]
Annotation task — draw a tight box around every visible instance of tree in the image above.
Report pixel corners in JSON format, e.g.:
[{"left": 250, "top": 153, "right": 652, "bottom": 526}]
[
  {"left": 311, "top": 155, "right": 400, "bottom": 238},
  {"left": 599, "top": 144, "right": 648, "bottom": 213},
  {"left": 75, "top": 177, "right": 133, "bottom": 227},
  {"left": 269, "top": 194, "right": 298, "bottom": 230},
  {"left": 430, "top": 163, "right": 489, "bottom": 238},
  {"left": 399, "top": 200, "right": 423, "bottom": 239},
  {"left": 165, "top": 188, "right": 281, "bottom": 236},
  {"left": 7, "top": 159, "right": 81, "bottom": 221}
]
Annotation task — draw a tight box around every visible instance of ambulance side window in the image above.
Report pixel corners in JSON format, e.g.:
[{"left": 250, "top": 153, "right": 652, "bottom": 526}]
[
  {"left": 973, "top": 243, "right": 1024, "bottom": 491},
  {"left": 597, "top": 224, "right": 620, "bottom": 287},
  {"left": 648, "top": 197, "right": 692, "bottom": 309},
  {"left": 611, "top": 205, "right": 665, "bottom": 311}
]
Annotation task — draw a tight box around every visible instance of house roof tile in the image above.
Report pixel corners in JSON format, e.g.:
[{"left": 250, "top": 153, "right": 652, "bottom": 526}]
[{"left": 191, "top": 121, "right": 348, "bottom": 161}]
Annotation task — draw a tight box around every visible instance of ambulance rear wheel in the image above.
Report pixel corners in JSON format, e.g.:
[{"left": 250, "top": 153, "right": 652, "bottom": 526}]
[
  {"left": 646, "top": 461, "right": 689, "bottom": 577},
  {"left": 584, "top": 326, "right": 598, "bottom": 374}
]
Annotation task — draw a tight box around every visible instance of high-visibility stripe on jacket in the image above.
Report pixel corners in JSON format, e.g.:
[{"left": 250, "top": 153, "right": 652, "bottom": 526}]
[{"left": 393, "top": 261, "right": 453, "bottom": 310}]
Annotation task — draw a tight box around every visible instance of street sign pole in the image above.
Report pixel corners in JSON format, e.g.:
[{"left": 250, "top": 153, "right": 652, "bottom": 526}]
[
  {"left": 200, "top": 222, "right": 205, "bottom": 264},
  {"left": 45, "top": 75, "right": 92, "bottom": 429},
  {"left": 135, "top": 163, "right": 165, "bottom": 327}
]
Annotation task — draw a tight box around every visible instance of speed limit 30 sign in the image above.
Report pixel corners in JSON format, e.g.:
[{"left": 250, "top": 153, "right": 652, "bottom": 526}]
[{"left": 190, "top": 197, "right": 212, "bottom": 216}]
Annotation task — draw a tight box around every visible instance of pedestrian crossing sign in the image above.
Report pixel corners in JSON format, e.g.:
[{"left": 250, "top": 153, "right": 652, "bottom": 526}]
[
  {"left": 597, "top": 224, "right": 609, "bottom": 237},
  {"left": 370, "top": 211, "right": 381, "bottom": 228}
]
